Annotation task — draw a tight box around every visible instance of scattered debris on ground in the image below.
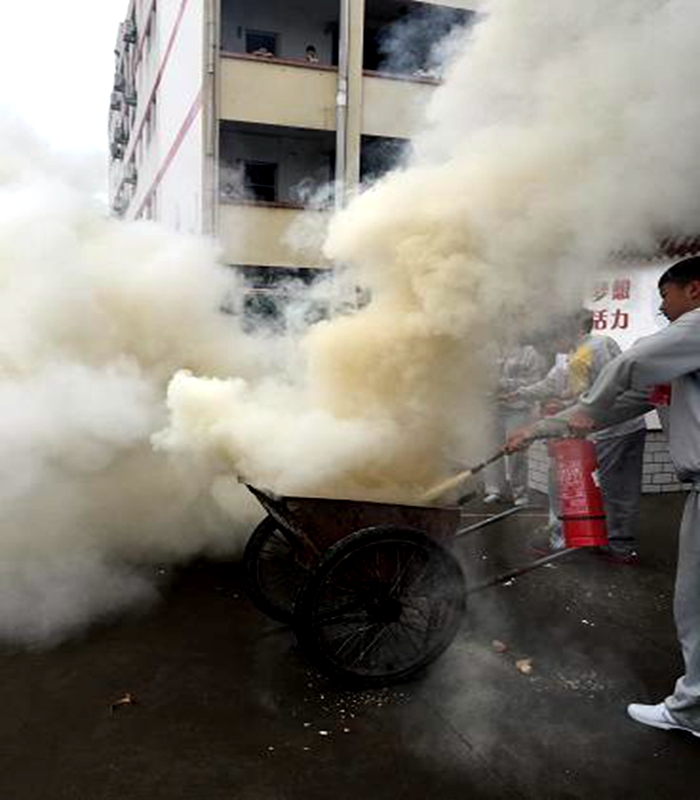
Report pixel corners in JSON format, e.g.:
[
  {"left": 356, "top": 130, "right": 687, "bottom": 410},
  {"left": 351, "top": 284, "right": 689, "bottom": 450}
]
[
  {"left": 516, "top": 658, "right": 533, "bottom": 675},
  {"left": 110, "top": 693, "right": 138, "bottom": 714}
]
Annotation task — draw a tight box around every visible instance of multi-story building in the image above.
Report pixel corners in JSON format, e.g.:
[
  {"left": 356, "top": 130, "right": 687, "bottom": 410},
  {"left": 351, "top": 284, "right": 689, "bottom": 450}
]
[
  {"left": 109, "top": 1, "right": 698, "bottom": 494},
  {"left": 108, "top": 0, "right": 476, "bottom": 309}
]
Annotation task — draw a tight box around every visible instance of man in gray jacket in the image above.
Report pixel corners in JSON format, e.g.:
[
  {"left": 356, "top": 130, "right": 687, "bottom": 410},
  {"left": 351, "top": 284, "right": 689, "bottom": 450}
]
[
  {"left": 509, "top": 256, "right": 700, "bottom": 738},
  {"left": 514, "top": 310, "right": 646, "bottom": 560}
]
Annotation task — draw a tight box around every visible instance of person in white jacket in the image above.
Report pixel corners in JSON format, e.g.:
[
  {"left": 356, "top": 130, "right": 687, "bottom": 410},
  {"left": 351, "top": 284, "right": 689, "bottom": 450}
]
[{"left": 508, "top": 255, "right": 700, "bottom": 739}]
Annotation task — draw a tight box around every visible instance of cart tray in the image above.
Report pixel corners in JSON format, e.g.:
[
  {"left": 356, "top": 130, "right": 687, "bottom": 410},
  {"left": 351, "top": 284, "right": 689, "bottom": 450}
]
[{"left": 246, "top": 484, "right": 461, "bottom": 552}]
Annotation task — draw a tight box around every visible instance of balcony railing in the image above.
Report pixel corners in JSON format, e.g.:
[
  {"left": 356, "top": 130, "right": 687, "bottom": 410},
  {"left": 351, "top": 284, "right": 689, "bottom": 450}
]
[
  {"left": 219, "top": 52, "right": 438, "bottom": 140},
  {"left": 361, "top": 72, "right": 436, "bottom": 139},
  {"left": 218, "top": 200, "right": 332, "bottom": 269},
  {"left": 220, "top": 53, "right": 337, "bottom": 131}
]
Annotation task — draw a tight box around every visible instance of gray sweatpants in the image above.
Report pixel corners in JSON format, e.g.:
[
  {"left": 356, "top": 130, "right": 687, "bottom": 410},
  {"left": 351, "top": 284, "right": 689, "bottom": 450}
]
[
  {"left": 595, "top": 430, "right": 646, "bottom": 552},
  {"left": 484, "top": 408, "right": 533, "bottom": 501},
  {"left": 665, "top": 490, "right": 700, "bottom": 731}
]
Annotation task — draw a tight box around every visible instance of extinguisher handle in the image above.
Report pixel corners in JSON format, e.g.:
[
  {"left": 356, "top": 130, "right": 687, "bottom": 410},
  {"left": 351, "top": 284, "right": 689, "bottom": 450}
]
[
  {"left": 534, "top": 430, "right": 586, "bottom": 441},
  {"left": 525, "top": 417, "right": 574, "bottom": 443}
]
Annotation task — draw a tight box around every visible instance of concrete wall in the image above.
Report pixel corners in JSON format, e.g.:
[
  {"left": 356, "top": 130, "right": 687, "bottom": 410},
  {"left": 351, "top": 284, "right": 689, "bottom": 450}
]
[
  {"left": 220, "top": 0, "right": 338, "bottom": 64},
  {"left": 111, "top": 0, "right": 206, "bottom": 231},
  {"left": 154, "top": 0, "right": 205, "bottom": 233},
  {"left": 218, "top": 203, "right": 331, "bottom": 268},
  {"left": 642, "top": 431, "right": 692, "bottom": 494},
  {"left": 219, "top": 56, "right": 337, "bottom": 130},
  {"left": 362, "top": 73, "right": 433, "bottom": 138},
  {"left": 132, "top": 0, "right": 205, "bottom": 232}
]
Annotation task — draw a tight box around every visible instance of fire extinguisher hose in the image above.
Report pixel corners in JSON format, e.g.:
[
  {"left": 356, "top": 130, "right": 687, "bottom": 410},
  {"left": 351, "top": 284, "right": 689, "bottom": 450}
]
[{"left": 421, "top": 449, "right": 507, "bottom": 504}]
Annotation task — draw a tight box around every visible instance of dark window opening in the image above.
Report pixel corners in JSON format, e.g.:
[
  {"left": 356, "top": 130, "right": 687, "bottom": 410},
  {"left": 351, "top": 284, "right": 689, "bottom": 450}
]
[
  {"left": 244, "top": 161, "right": 277, "bottom": 202},
  {"left": 242, "top": 292, "right": 284, "bottom": 334},
  {"left": 245, "top": 30, "right": 278, "bottom": 56},
  {"left": 364, "top": 3, "right": 474, "bottom": 76},
  {"left": 229, "top": 266, "right": 330, "bottom": 335},
  {"left": 326, "top": 21, "right": 339, "bottom": 66},
  {"left": 238, "top": 265, "right": 324, "bottom": 288},
  {"left": 361, "top": 136, "right": 408, "bottom": 183}
]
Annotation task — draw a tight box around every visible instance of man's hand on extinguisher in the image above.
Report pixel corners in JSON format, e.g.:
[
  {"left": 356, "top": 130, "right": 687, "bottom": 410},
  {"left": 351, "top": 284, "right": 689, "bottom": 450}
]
[
  {"left": 566, "top": 409, "right": 597, "bottom": 435},
  {"left": 505, "top": 416, "right": 572, "bottom": 452},
  {"left": 505, "top": 424, "right": 536, "bottom": 453}
]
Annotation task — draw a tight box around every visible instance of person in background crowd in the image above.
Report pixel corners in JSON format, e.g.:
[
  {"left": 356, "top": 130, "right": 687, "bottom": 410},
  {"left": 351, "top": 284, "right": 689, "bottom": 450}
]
[
  {"left": 500, "top": 318, "right": 575, "bottom": 533},
  {"left": 507, "top": 256, "right": 700, "bottom": 738},
  {"left": 483, "top": 342, "right": 546, "bottom": 506},
  {"left": 304, "top": 45, "right": 319, "bottom": 63},
  {"left": 512, "top": 309, "right": 647, "bottom": 563}
]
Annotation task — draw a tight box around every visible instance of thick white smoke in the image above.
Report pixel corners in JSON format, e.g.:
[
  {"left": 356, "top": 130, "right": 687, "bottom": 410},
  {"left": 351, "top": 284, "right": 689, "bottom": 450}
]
[
  {"left": 5, "top": 0, "right": 700, "bottom": 644},
  {"left": 0, "top": 120, "right": 272, "bottom": 646},
  {"left": 164, "top": 0, "right": 700, "bottom": 501}
]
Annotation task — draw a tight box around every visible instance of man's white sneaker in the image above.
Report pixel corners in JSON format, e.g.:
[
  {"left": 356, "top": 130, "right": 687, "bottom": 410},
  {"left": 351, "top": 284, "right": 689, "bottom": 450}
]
[
  {"left": 483, "top": 493, "right": 503, "bottom": 505},
  {"left": 513, "top": 497, "right": 529, "bottom": 507},
  {"left": 627, "top": 702, "right": 700, "bottom": 737}
]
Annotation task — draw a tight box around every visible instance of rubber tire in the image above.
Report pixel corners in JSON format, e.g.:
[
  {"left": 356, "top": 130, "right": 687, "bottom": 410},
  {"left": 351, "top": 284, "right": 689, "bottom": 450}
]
[
  {"left": 243, "top": 516, "right": 310, "bottom": 623},
  {"left": 293, "top": 526, "right": 465, "bottom": 687}
]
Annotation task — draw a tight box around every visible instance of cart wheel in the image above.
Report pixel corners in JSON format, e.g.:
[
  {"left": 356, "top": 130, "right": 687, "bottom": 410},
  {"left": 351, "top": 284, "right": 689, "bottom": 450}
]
[
  {"left": 294, "top": 526, "right": 465, "bottom": 687},
  {"left": 244, "top": 516, "right": 311, "bottom": 623}
]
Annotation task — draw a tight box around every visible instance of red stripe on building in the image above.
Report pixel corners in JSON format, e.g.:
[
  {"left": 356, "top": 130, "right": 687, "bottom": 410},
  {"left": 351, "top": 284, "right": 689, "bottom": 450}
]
[
  {"left": 126, "top": 0, "right": 192, "bottom": 165},
  {"left": 135, "top": 87, "right": 203, "bottom": 219}
]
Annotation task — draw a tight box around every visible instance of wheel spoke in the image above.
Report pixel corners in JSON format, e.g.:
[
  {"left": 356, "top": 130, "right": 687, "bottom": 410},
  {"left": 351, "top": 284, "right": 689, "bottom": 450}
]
[
  {"left": 389, "top": 546, "right": 420, "bottom": 597},
  {"left": 348, "top": 623, "right": 393, "bottom": 668},
  {"left": 245, "top": 519, "right": 309, "bottom": 622},
  {"left": 315, "top": 600, "right": 370, "bottom": 626},
  {"left": 330, "top": 623, "right": 378, "bottom": 659},
  {"left": 299, "top": 530, "right": 465, "bottom": 683},
  {"left": 389, "top": 620, "right": 424, "bottom": 658},
  {"left": 400, "top": 605, "right": 431, "bottom": 631},
  {"left": 396, "top": 560, "right": 441, "bottom": 600}
]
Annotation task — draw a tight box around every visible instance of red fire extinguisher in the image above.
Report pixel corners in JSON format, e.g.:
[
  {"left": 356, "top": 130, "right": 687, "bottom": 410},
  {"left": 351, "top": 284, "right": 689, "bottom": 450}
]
[
  {"left": 548, "top": 438, "right": 608, "bottom": 548},
  {"left": 649, "top": 384, "right": 671, "bottom": 406}
]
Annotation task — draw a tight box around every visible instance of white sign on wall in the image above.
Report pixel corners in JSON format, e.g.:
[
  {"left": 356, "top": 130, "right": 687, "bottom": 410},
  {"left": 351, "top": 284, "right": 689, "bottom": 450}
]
[
  {"left": 587, "top": 262, "right": 675, "bottom": 431},
  {"left": 587, "top": 263, "right": 670, "bottom": 350}
]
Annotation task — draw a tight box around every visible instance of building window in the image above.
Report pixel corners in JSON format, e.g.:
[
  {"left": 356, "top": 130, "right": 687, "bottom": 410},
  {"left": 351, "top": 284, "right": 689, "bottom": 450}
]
[
  {"left": 145, "top": 97, "right": 157, "bottom": 144},
  {"left": 245, "top": 30, "right": 278, "bottom": 57},
  {"left": 244, "top": 161, "right": 277, "bottom": 202}
]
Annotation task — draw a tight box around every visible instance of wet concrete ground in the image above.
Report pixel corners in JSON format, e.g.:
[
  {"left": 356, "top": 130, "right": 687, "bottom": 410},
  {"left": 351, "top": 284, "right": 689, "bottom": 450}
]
[{"left": 1, "top": 493, "right": 700, "bottom": 799}]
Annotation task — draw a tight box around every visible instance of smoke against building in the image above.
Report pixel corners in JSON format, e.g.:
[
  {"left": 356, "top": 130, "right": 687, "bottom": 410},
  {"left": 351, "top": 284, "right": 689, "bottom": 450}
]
[{"left": 2, "top": 0, "right": 700, "bottom": 646}]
